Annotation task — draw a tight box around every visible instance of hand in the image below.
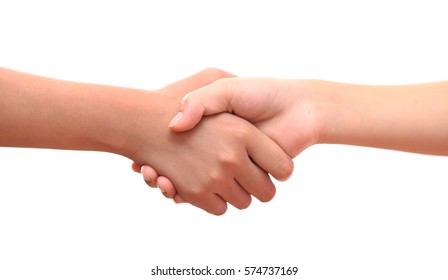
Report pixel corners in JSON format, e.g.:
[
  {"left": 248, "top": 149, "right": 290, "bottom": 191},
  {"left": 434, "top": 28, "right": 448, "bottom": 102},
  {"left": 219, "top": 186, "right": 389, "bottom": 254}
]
[
  {"left": 139, "top": 77, "right": 322, "bottom": 201},
  {"left": 133, "top": 68, "right": 238, "bottom": 203},
  {"left": 131, "top": 163, "right": 184, "bottom": 203},
  {"left": 170, "top": 77, "right": 323, "bottom": 157},
  {"left": 130, "top": 71, "right": 294, "bottom": 215}
]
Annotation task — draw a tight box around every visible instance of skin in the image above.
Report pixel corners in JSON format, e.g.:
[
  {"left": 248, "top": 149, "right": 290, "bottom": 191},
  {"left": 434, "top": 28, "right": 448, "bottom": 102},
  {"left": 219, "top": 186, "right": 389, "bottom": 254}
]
[
  {"left": 0, "top": 68, "right": 293, "bottom": 215},
  {"left": 139, "top": 76, "right": 448, "bottom": 202}
]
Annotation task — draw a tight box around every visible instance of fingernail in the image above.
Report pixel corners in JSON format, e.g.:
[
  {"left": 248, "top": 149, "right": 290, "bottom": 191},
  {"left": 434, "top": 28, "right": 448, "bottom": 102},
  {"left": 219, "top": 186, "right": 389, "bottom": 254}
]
[
  {"left": 180, "top": 93, "right": 190, "bottom": 107},
  {"left": 156, "top": 182, "right": 167, "bottom": 196},
  {"left": 168, "top": 111, "right": 183, "bottom": 127},
  {"left": 141, "top": 166, "right": 150, "bottom": 181}
]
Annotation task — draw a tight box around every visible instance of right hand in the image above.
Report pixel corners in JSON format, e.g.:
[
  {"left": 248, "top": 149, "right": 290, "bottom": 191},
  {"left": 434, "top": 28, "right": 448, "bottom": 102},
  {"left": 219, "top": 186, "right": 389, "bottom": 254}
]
[
  {"left": 130, "top": 72, "right": 294, "bottom": 214},
  {"left": 169, "top": 77, "right": 323, "bottom": 157},
  {"left": 141, "top": 77, "right": 324, "bottom": 202}
]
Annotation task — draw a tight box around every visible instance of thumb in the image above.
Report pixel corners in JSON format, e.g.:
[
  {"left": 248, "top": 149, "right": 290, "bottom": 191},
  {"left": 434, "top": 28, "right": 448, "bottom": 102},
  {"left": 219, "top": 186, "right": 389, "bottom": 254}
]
[{"left": 168, "top": 80, "right": 234, "bottom": 132}]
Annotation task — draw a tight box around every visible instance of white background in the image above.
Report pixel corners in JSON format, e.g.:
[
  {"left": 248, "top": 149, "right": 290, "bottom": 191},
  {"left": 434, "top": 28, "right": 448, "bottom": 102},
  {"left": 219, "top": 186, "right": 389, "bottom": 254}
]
[{"left": 1, "top": 0, "right": 447, "bottom": 279}]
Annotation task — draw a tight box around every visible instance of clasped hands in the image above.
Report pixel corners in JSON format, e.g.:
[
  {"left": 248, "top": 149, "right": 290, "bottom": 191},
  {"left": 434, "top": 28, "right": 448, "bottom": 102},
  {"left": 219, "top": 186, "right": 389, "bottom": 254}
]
[
  {"left": 3, "top": 67, "right": 444, "bottom": 215},
  {"left": 132, "top": 68, "right": 319, "bottom": 215}
]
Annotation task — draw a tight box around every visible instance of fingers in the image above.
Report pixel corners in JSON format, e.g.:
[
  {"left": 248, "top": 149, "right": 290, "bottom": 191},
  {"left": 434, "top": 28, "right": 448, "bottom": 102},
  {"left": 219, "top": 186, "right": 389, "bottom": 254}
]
[
  {"left": 131, "top": 162, "right": 141, "bottom": 173},
  {"left": 155, "top": 173, "right": 250, "bottom": 213},
  {"left": 138, "top": 162, "right": 273, "bottom": 213},
  {"left": 153, "top": 176, "right": 186, "bottom": 204},
  {"left": 139, "top": 165, "right": 187, "bottom": 203},
  {"left": 137, "top": 139, "right": 290, "bottom": 213},
  {"left": 246, "top": 129, "right": 294, "bottom": 182},
  {"left": 141, "top": 166, "right": 180, "bottom": 200},
  {"left": 180, "top": 191, "right": 228, "bottom": 216},
  {"left": 156, "top": 176, "right": 177, "bottom": 198},
  {"left": 215, "top": 180, "right": 252, "bottom": 210},
  {"left": 173, "top": 194, "right": 186, "bottom": 204},
  {"left": 235, "top": 157, "right": 277, "bottom": 203},
  {"left": 141, "top": 165, "right": 158, "bottom": 188},
  {"left": 148, "top": 170, "right": 250, "bottom": 209}
]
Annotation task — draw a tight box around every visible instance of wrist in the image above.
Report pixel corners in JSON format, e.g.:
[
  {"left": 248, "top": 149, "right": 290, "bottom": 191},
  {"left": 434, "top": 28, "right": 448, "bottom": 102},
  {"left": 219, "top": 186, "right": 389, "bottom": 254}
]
[
  {"left": 310, "top": 80, "right": 354, "bottom": 145},
  {"left": 304, "top": 80, "right": 357, "bottom": 145},
  {"left": 102, "top": 90, "right": 175, "bottom": 160},
  {"left": 73, "top": 86, "right": 155, "bottom": 158},
  {"left": 294, "top": 79, "right": 334, "bottom": 146},
  {"left": 312, "top": 80, "right": 382, "bottom": 146},
  {"left": 0, "top": 68, "right": 183, "bottom": 160}
]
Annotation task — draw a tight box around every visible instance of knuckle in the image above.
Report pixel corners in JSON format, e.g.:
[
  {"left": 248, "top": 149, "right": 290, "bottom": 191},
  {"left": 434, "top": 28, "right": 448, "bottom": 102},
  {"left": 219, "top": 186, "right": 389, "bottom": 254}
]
[
  {"left": 213, "top": 77, "right": 237, "bottom": 93},
  {"left": 231, "top": 124, "right": 250, "bottom": 141},
  {"left": 218, "top": 150, "right": 240, "bottom": 168},
  {"left": 200, "top": 67, "right": 230, "bottom": 80},
  {"left": 206, "top": 169, "right": 227, "bottom": 186},
  {"left": 184, "top": 184, "right": 205, "bottom": 197}
]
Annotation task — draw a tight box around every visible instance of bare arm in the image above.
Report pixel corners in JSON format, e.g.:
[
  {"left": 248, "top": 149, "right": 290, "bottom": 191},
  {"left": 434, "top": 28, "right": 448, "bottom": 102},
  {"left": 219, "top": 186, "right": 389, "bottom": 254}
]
[
  {"left": 317, "top": 81, "right": 448, "bottom": 155},
  {"left": 0, "top": 67, "right": 138, "bottom": 152},
  {"left": 145, "top": 77, "right": 448, "bottom": 201},
  {"left": 170, "top": 78, "right": 448, "bottom": 156}
]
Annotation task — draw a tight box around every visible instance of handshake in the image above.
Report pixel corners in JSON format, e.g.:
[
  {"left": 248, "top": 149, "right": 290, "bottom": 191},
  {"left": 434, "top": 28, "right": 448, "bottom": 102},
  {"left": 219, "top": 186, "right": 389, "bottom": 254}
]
[
  {"left": 130, "top": 68, "right": 310, "bottom": 215},
  {"left": 2, "top": 67, "right": 446, "bottom": 215}
]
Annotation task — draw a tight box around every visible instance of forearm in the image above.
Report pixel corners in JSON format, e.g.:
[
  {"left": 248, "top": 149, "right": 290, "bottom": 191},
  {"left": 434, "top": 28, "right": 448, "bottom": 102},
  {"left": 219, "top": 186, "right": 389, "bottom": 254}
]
[
  {"left": 0, "top": 68, "right": 161, "bottom": 158},
  {"left": 314, "top": 80, "right": 448, "bottom": 155}
]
